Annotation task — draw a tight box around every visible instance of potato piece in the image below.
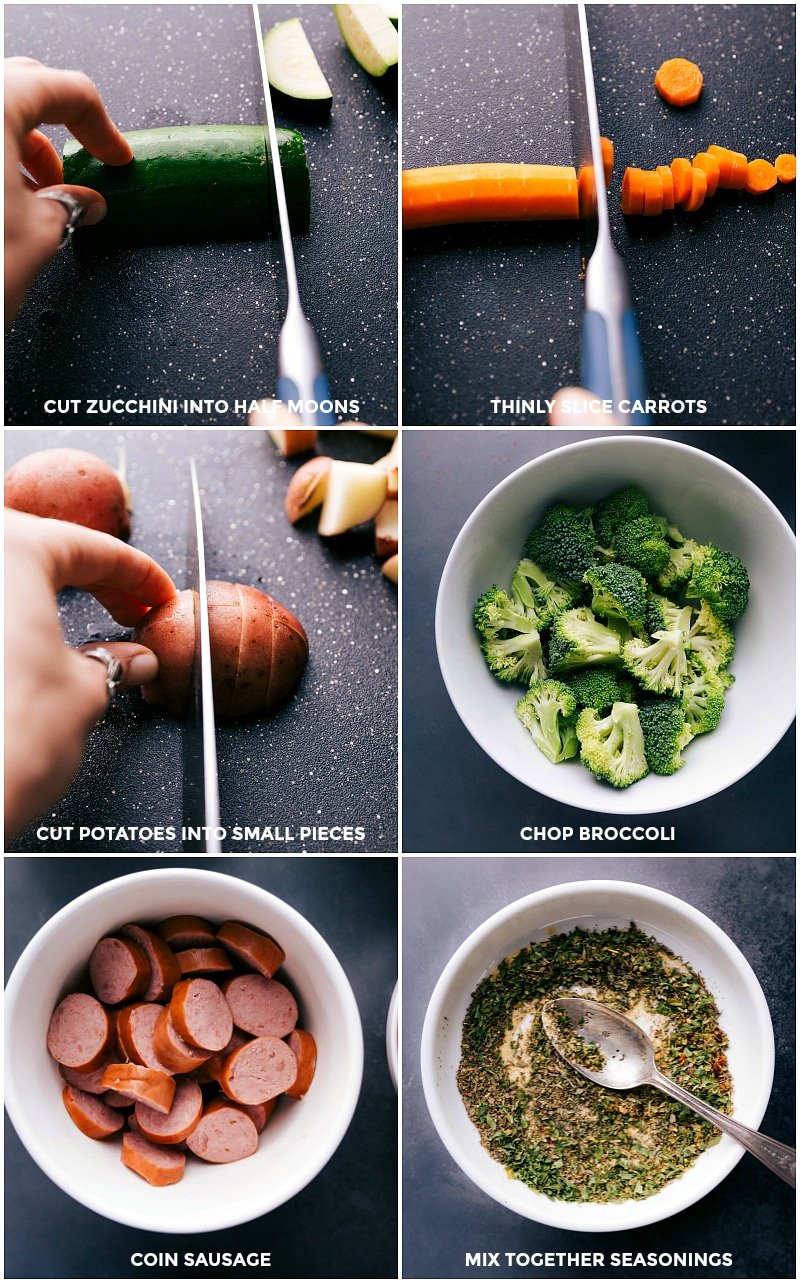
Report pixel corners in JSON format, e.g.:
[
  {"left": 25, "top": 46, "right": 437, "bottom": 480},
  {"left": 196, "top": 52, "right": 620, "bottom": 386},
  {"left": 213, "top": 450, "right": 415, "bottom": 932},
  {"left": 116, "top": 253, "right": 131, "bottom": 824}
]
[
  {"left": 285, "top": 457, "right": 332, "bottom": 523},
  {"left": 4, "top": 447, "right": 130, "bottom": 539},
  {"left": 317, "top": 460, "right": 388, "bottom": 537},
  {"left": 382, "top": 553, "right": 398, "bottom": 584},
  {"left": 268, "top": 429, "right": 319, "bottom": 457},
  {"left": 373, "top": 436, "right": 399, "bottom": 498},
  {"left": 374, "top": 499, "right": 398, "bottom": 558}
]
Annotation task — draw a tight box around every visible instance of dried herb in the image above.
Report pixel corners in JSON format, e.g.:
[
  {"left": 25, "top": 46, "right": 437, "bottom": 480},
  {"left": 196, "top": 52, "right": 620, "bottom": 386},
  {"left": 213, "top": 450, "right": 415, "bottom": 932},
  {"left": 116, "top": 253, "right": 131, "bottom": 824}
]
[{"left": 458, "top": 923, "right": 732, "bottom": 1203}]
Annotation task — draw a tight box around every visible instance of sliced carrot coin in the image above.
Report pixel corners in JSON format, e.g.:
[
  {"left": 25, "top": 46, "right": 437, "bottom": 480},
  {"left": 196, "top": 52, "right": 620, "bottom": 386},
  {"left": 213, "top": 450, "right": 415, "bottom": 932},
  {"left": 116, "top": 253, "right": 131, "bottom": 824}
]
[
  {"left": 656, "top": 164, "right": 675, "bottom": 210},
  {"left": 682, "top": 166, "right": 707, "bottom": 213},
  {"left": 775, "top": 153, "right": 796, "bottom": 183},
  {"left": 578, "top": 165, "right": 597, "bottom": 218},
  {"left": 670, "top": 158, "right": 692, "bottom": 206},
  {"left": 600, "top": 136, "right": 614, "bottom": 187},
  {"left": 642, "top": 170, "right": 664, "bottom": 216},
  {"left": 708, "top": 145, "right": 748, "bottom": 189},
  {"left": 655, "top": 58, "right": 703, "bottom": 107},
  {"left": 745, "top": 158, "right": 778, "bottom": 193},
  {"left": 693, "top": 152, "right": 720, "bottom": 198},
  {"left": 620, "top": 167, "right": 646, "bottom": 215}
]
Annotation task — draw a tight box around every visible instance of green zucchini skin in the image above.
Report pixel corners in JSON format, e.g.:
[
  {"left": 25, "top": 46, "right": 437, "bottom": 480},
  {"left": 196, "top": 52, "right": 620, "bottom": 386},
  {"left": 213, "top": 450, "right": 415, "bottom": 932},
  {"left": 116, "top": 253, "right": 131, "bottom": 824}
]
[{"left": 62, "top": 125, "right": 310, "bottom": 243}]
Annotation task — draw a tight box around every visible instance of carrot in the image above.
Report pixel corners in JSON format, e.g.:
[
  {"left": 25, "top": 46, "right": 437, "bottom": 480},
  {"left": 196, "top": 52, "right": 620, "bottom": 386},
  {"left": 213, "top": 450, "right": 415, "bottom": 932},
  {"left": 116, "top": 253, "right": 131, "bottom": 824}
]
[
  {"left": 707, "top": 145, "right": 748, "bottom": 189},
  {"left": 670, "top": 158, "right": 692, "bottom": 206},
  {"left": 775, "top": 153, "right": 796, "bottom": 183},
  {"left": 693, "top": 152, "right": 720, "bottom": 198},
  {"left": 656, "top": 164, "right": 675, "bottom": 210},
  {"left": 620, "top": 167, "right": 646, "bottom": 215},
  {"left": 642, "top": 170, "right": 664, "bottom": 216},
  {"left": 577, "top": 165, "right": 597, "bottom": 219},
  {"left": 654, "top": 58, "right": 703, "bottom": 107},
  {"left": 745, "top": 158, "right": 778, "bottom": 193},
  {"left": 682, "top": 166, "right": 707, "bottom": 213},
  {"left": 401, "top": 164, "right": 579, "bottom": 229},
  {"left": 600, "top": 136, "right": 614, "bottom": 187}
]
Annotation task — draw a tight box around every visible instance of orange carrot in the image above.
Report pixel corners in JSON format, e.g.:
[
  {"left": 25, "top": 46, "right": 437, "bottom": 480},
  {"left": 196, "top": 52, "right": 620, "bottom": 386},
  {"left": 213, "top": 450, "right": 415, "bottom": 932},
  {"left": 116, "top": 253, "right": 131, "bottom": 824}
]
[
  {"left": 656, "top": 164, "right": 675, "bottom": 210},
  {"left": 655, "top": 58, "right": 703, "bottom": 107},
  {"left": 693, "top": 152, "right": 720, "bottom": 198},
  {"left": 600, "top": 136, "right": 614, "bottom": 187},
  {"left": 745, "top": 158, "right": 778, "bottom": 193},
  {"left": 707, "top": 145, "right": 748, "bottom": 189},
  {"left": 682, "top": 166, "right": 707, "bottom": 212},
  {"left": 670, "top": 158, "right": 692, "bottom": 206},
  {"left": 642, "top": 170, "right": 664, "bottom": 216},
  {"left": 401, "top": 164, "right": 579, "bottom": 229},
  {"left": 620, "top": 167, "right": 646, "bottom": 215},
  {"left": 775, "top": 153, "right": 796, "bottom": 183},
  {"left": 578, "top": 165, "right": 597, "bottom": 219}
]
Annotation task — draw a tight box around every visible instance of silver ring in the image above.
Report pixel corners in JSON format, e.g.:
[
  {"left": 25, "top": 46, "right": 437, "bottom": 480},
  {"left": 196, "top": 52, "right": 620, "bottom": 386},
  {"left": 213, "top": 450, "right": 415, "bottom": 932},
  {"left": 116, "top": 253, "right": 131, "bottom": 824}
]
[
  {"left": 82, "top": 647, "right": 125, "bottom": 698},
  {"left": 35, "top": 189, "right": 85, "bottom": 249}
]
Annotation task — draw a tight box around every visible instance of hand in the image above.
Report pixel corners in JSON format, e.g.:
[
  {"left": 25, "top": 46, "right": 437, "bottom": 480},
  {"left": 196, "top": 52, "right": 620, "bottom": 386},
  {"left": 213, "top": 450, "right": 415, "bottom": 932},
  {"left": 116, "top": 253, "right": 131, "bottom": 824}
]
[
  {"left": 548, "top": 387, "right": 623, "bottom": 427},
  {"left": 4, "top": 511, "right": 175, "bottom": 839},
  {"left": 4, "top": 57, "right": 133, "bottom": 321}
]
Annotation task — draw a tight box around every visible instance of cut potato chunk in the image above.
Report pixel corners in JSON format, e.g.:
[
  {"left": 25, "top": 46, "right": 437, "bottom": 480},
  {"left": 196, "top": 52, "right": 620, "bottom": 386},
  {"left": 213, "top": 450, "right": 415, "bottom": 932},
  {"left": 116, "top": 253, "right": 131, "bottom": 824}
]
[
  {"left": 382, "top": 553, "right": 398, "bottom": 584},
  {"left": 375, "top": 498, "right": 398, "bottom": 558},
  {"left": 285, "top": 457, "right": 333, "bottom": 523},
  {"left": 317, "top": 460, "right": 388, "bottom": 536}
]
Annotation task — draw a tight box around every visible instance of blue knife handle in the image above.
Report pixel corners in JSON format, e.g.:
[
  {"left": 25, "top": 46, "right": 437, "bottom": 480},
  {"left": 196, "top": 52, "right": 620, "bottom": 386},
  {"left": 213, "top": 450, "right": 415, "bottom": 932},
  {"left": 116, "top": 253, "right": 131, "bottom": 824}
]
[
  {"left": 581, "top": 308, "right": 650, "bottom": 426},
  {"left": 276, "top": 374, "right": 337, "bottom": 427}
]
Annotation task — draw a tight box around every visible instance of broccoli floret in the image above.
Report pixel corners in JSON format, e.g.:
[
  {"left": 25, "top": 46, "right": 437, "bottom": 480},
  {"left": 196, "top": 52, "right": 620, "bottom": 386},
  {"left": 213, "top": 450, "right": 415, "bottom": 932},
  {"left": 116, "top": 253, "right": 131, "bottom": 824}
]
[
  {"left": 511, "top": 557, "right": 582, "bottom": 628},
  {"left": 516, "top": 679, "right": 579, "bottom": 764},
  {"left": 644, "top": 594, "right": 667, "bottom": 636},
  {"left": 648, "top": 594, "right": 693, "bottom": 638},
  {"left": 593, "top": 485, "right": 652, "bottom": 549},
  {"left": 686, "top": 544, "right": 749, "bottom": 621},
  {"left": 613, "top": 516, "right": 671, "bottom": 579},
  {"left": 576, "top": 702, "right": 649, "bottom": 788},
  {"left": 681, "top": 656, "right": 733, "bottom": 734},
  {"left": 583, "top": 562, "right": 648, "bottom": 632},
  {"left": 622, "top": 629, "right": 688, "bottom": 696},
  {"left": 686, "top": 601, "right": 735, "bottom": 670},
  {"left": 638, "top": 698, "right": 692, "bottom": 775},
  {"left": 656, "top": 536, "right": 705, "bottom": 592},
  {"left": 524, "top": 504, "right": 597, "bottom": 582},
  {"left": 473, "top": 586, "right": 546, "bottom": 685},
  {"left": 562, "top": 667, "right": 638, "bottom": 712},
  {"left": 548, "top": 606, "right": 623, "bottom": 673}
]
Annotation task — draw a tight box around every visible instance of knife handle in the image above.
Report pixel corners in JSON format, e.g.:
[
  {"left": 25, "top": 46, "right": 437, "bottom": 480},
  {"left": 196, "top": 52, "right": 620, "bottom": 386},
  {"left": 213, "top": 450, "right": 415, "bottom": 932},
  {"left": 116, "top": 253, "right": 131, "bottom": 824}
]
[
  {"left": 276, "top": 374, "right": 337, "bottom": 427},
  {"left": 581, "top": 307, "right": 651, "bottom": 426}
]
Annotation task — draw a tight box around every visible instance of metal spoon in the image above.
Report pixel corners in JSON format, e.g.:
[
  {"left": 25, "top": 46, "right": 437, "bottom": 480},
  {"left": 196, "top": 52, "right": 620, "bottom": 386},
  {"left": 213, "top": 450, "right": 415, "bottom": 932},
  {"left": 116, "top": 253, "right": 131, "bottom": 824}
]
[{"left": 542, "top": 997, "right": 795, "bottom": 1187}]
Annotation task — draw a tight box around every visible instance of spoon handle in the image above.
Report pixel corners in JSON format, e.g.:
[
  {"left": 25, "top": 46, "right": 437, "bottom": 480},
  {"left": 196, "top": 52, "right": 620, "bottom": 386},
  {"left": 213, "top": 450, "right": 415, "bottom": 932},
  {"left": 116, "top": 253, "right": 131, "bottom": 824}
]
[{"left": 650, "top": 1069, "right": 795, "bottom": 1188}]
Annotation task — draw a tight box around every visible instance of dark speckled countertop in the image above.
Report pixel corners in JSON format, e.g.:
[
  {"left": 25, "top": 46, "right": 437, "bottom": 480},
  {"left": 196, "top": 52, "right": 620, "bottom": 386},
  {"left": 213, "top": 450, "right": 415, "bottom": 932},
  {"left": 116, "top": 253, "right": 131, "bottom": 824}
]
[
  {"left": 402, "top": 4, "right": 795, "bottom": 426},
  {"left": 5, "top": 430, "right": 398, "bottom": 853},
  {"left": 5, "top": 4, "right": 397, "bottom": 426}
]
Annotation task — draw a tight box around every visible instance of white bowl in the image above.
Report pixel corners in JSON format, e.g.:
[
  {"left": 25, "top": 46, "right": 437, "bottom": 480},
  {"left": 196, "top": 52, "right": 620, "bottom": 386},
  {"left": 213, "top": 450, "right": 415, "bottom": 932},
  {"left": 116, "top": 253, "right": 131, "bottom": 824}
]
[
  {"left": 386, "top": 981, "right": 399, "bottom": 1091},
  {"left": 421, "top": 879, "right": 774, "bottom": 1232},
  {"left": 4, "top": 867, "right": 364, "bottom": 1233},
  {"left": 435, "top": 435, "right": 796, "bottom": 814}
]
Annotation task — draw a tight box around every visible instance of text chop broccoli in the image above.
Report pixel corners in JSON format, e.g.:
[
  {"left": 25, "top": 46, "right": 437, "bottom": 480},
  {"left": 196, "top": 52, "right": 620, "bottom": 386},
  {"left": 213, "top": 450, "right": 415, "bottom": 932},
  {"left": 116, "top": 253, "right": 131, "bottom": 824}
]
[
  {"left": 516, "top": 679, "right": 579, "bottom": 764},
  {"left": 613, "top": 516, "right": 671, "bottom": 579},
  {"left": 622, "top": 629, "right": 688, "bottom": 696},
  {"left": 638, "top": 698, "right": 693, "bottom": 775},
  {"left": 511, "top": 557, "right": 582, "bottom": 628},
  {"left": 562, "top": 666, "right": 637, "bottom": 712},
  {"left": 473, "top": 586, "right": 546, "bottom": 685},
  {"left": 593, "top": 485, "right": 652, "bottom": 549},
  {"left": 681, "top": 657, "right": 733, "bottom": 734},
  {"left": 686, "top": 545, "right": 750, "bottom": 621},
  {"left": 583, "top": 562, "right": 649, "bottom": 632},
  {"left": 548, "top": 606, "right": 623, "bottom": 673},
  {"left": 576, "top": 702, "right": 649, "bottom": 788},
  {"left": 524, "top": 503, "right": 596, "bottom": 582}
]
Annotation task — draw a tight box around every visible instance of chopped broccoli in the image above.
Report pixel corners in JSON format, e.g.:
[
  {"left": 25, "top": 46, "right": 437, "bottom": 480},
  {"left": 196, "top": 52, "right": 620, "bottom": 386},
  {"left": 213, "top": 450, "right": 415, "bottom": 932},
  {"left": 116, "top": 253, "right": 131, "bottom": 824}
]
[
  {"left": 548, "top": 606, "right": 623, "bottom": 673},
  {"left": 644, "top": 594, "right": 667, "bottom": 636},
  {"left": 576, "top": 702, "right": 649, "bottom": 788},
  {"left": 686, "top": 544, "right": 750, "bottom": 621},
  {"left": 583, "top": 562, "right": 648, "bottom": 632},
  {"left": 681, "top": 656, "right": 732, "bottom": 734},
  {"left": 686, "top": 601, "right": 735, "bottom": 670},
  {"left": 593, "top": 485, "right": 652, "bottom": 549},
  {"left": 656, "top": 536, "right": 705, "bottom": 592},
  {"left": 511, "top": 557, "right": 582, "bottom": 628},
  {"left": 562, "top": 667, "right": 638, "bottom": 712},
  {"left": 622, "top": 629, "right": 688, "bottom": 696},
  {"left": 524, "top": 503, "right": 597, "bottom": 582},
  {"left": 638, "top": 698, "right": 692, "bottom": 775},
  {"left": 473, "top": 585, "right": 547, "bottom": 685},
  {"left": 516, "top": 679, "right": 579, "bottom": 764},
  {"left": 613, "top": 516, "right": 671, "bottom": 579},
  {"left": 648, "top": 594, "right": 693, "bottom": 637}
]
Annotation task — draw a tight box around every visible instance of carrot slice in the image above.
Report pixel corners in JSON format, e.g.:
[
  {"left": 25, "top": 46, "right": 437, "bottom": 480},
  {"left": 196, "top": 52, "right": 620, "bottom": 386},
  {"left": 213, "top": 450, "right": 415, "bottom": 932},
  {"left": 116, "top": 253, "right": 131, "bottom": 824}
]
[
  {"left": 578, "top": 165, "right": 597, "bottom": 218},
  {"left": 654, "top": 58, "right": 703, "bottom": 107},
  {"left": 656, "top": 164, "right": 675, "bottom": 210},
  {"left": 620, "top": 167, "right": 646, "bottom": 215},
  {"left": 642, "top": 170, "right": 664, "bottom": 216},
  {"left": 775, "top": 153, "right": 796, "bottom": 183},
  {"left": 670, "top": 158, "right": 692, "bottom": 206},
  {"left": 600, "top": 136, "right": 614, "bottom": 187},
  {"left": 682, "top": 166, "right": 707, "bottom": 213},
  {"left": 401, "top": 164, "right": 580, "bottom": 230},
  {"left": 745, "top": 158, "right": 778, "bottom": 193},
  {"left": 693, "top": 152, "right": 720, "bottom": 198},
  {"left": 708, "top": 146, "right": 748, "bottom": 189}
]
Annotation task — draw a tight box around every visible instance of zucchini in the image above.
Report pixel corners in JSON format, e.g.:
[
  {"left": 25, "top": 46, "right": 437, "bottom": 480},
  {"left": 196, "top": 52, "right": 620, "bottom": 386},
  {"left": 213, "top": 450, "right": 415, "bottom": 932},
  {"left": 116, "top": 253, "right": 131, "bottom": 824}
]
[
  {"left": 263, "top": 18, "right": 333, "bottom": 102},
  {"left": 62, "top": 125, "right": 310, "bottom": 244}
]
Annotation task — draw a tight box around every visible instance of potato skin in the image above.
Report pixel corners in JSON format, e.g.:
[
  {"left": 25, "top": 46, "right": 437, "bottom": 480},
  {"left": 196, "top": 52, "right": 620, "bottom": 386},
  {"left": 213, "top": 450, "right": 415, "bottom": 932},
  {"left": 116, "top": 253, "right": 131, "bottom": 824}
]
[
  {"left": 4, "top": 448, "right": 130, "bottom": 539},
  {"left": 133, "top": 581, "right": 308, "bottom": 718}
]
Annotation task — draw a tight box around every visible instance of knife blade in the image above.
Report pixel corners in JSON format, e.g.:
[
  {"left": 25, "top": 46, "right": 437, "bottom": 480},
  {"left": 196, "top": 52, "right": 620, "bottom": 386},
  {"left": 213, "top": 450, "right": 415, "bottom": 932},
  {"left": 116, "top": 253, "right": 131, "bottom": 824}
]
[
  {"left": 182, "top": 458, "right": 222, "bottom": 854},
  {"left": 563, "top": 3, "right": 650, "bottom": 424},
  {"left": 251, "top": 2, "right": 335, "bottom": 427}
]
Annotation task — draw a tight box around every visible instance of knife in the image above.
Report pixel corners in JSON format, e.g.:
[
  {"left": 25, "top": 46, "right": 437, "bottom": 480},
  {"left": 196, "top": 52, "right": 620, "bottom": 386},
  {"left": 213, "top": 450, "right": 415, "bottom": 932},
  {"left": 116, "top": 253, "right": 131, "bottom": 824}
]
[
  {"left": 564, "top": 3, "right": 650, "bottom": 425},
  {"left": 182, "top": 458, "right": 223, "bottom": 854},
  {"left": 251, "top": 2, "right": 336, "bottom": 427}
]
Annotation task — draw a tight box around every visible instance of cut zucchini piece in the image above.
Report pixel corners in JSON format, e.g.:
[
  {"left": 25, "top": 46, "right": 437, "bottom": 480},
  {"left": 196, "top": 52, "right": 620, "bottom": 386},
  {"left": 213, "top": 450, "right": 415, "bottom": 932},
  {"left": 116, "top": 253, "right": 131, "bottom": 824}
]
[
  {"left": 263, "top": 17, "right": 333, "bottom": 101},
  {"left": 334, "top": 4, "right": 399, "bottom": 77}
]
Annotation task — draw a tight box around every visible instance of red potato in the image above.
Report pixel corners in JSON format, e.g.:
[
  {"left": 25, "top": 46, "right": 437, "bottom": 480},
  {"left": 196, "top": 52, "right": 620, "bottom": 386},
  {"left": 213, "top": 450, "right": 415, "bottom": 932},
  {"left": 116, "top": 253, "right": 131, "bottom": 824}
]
[
  {"left": 382, "top": 553, "right": 398, "bottom": 585},
  {"left": 216, "top": 920, "right": 286, "bottom": 977},
  {"left": 62, "top": 1084, "right": 125, "bottom": 1140},
  {"left": 133, "top": 581, "right": 309, "bottom": 718},
  {"left": 121, "top": 1131, "right": 186, "bottom": 1186},
  {"left": 284, "top": 456, "right": 333, "bottom": 523},
  {"left": 374, "top": 499, "right": 398, "bottom": 558},
  {"left": 47, "top": 993, "right": 115, "bottom": 1072},
  {"left": 4, "top": 448, "right": 130, "bottom": 539}
]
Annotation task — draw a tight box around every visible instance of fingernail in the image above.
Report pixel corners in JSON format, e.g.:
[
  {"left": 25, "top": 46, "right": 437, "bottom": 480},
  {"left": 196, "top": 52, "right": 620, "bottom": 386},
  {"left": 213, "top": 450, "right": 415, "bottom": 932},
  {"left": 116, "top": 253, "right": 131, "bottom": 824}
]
[
  {"left": 126, "top": 652, "right": 158, "bottom": 686},
  {"left": 80, "top": 197, "right": 108, "bottom": 227}
]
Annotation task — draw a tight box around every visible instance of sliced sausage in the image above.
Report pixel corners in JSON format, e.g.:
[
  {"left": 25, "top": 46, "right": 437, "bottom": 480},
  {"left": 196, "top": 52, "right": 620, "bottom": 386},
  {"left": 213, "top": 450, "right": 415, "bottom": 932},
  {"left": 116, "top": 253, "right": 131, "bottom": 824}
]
[
  {"left": 216, "top": 921, "right": 285, "bottom": 977},
  {"left": 174, "top": 947, "right": 234, "bottom": 977},
  {"left": 153, "top": 1007, "right": 212, "bottom": 1074},
  {"left": 103, "top": 1089, "right": 135, "bottom": 1109},
  {"left": 121, "top": 1131, "right": 186, "bottom": 1186},
  {"left": 239, "top": 1097, "right": 278, "bottom": 1134},
  {"left": 47, "top": 993, "right": 115, "bottom": 1072},
  {"left": 135, "top": 1079, "right": 203, "bottom": 1145},
  {"left": 284, "top": 1029, "right": 317, "bottom": 1099},
  {"left": 157, "top": 914, "right": 219, "bottom": 950},
  {"left": 120, "top": 924, "right": 181, "bottom": 1001},
  {"left": 88, "top": 936, "right": 150, "bottom": 1005},
  {"left": 219, "top": 1036, "right": 297, "bottom": 1105},
  {"left": 170, "top": 978, "right": 233, "bottom": 1052},
  {"left": 186, "top": 1100, "right": 258, "bottom": 1164},
  {"left": 116, "top": 1002, "right": 171, "bottom": 1071},
  {"left": 223, "top": 973, "right": 298, "bottom": 1038},
  {"left": 100, "top": 1063, "right": 176, "bottom": 1115},
  {"left": 59, "top": 1058, "right": 113, "bottom": 1095},
  {"left": 62, "top": 1084, "right": 125, "bottom": 1139}
]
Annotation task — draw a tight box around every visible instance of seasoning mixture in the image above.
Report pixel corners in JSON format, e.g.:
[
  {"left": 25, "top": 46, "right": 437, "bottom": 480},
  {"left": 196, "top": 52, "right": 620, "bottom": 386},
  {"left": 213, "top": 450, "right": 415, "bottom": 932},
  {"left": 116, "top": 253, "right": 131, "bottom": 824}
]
[{"left": 458, "top": 924, "right": 732, "bottom": 1203}]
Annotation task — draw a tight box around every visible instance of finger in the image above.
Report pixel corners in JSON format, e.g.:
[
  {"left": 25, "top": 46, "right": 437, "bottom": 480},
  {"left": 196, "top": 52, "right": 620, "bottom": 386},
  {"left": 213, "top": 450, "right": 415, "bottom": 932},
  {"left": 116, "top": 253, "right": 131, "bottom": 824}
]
[
  {"left": 36, "top": 518, "right": 175, "bottom": 623},
  {"left": 548, "top": 387, "right": 622, "bottom": 427},
  {"left": 8, "top": 63, "right": 133, "bottom": 166},
  {"left": 35, "top": 181, "right": 109, "bottom": 228},
  {"left": 76, "top": 642, "right": 159, "bottom": 689},
  {"left": 20, "top": 127, "right": 63, "bottom": 186}
]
